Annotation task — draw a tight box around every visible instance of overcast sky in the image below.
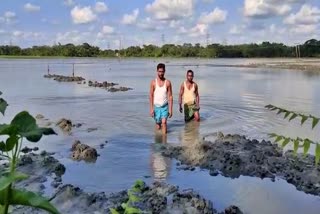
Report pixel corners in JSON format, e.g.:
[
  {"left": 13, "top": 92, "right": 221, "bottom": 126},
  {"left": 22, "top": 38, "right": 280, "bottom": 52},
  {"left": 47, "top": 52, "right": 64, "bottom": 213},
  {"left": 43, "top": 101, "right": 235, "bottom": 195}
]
[{"left": 0, "top": 0, "right": 319, "bottom": 49}]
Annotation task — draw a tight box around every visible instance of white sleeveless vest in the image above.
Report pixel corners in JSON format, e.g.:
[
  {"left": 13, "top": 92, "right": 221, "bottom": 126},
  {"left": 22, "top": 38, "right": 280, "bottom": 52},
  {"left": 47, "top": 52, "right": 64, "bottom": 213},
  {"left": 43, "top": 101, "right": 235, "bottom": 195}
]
[{"left": 153, "top": 78, "right": 168, "bottom": 107}]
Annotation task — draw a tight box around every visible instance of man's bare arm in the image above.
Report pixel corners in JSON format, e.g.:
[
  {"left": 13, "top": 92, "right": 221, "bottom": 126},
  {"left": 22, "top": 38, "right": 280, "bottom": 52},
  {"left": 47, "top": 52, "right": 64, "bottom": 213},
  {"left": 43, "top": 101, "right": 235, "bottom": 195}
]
[
  {"left": 167, "top": 80, "right": 173, "bottom": 118},
  {"left": 195, "top": 83, "right": 200, "bottom": 109},
  {"left": 149, "top": 80, "right": 154, "bottom": 117},
  {"left": 179, "top": 83, "right": 184, "bottom": 112}
]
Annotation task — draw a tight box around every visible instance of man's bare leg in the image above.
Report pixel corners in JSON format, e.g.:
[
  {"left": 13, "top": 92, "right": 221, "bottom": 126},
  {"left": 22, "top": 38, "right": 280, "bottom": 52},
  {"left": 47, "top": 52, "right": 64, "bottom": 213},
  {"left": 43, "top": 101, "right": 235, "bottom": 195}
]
[
  {"left": 161, "top": 118, "right": 167, "bottom": 135},
  {"left": 162, "top": 134, "right": 167, "bottom": 144},
  {"left": 194, "top": 111, "right": 200, "bottom": 122},
  {"left": 155, "top": 123, "right": 161, "bottom": 130}
]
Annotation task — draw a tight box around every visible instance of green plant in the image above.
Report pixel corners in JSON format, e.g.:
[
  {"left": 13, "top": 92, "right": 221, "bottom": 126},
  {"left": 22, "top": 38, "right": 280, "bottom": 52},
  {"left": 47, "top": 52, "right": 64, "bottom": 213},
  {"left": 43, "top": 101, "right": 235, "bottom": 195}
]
[
  {"left": 0, "top": 91, "right": 60, "bottom": 214},
  {"left": 0, "top": 91, "right": 8, "bottom": 116},
  {"left": 265, "top": 104, "right": 320, "bottom": 165},
  {"left": 110, "top": 180, "right": 145, "bottom": 214}
]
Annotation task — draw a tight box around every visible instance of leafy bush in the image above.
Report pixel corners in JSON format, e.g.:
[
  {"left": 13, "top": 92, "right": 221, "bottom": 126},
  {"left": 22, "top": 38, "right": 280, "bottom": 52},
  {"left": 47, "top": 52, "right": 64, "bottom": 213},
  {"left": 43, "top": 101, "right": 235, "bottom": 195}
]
[{"left": 0, "top": 91, "right": 60, "bottom": 214}]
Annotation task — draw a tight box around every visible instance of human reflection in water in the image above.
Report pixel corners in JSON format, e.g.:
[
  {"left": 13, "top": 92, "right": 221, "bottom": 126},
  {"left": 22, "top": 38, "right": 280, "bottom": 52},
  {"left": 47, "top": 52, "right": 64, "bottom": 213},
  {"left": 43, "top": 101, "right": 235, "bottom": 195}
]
[
  {"left": 150, "top": 133, "right": 172, "bottom": 182},
  {"left": 179, "top": 121, "right": 203, "bottom": 163},
  {"left": 180, "top": 121, "right": 200, "bottom": 146}
]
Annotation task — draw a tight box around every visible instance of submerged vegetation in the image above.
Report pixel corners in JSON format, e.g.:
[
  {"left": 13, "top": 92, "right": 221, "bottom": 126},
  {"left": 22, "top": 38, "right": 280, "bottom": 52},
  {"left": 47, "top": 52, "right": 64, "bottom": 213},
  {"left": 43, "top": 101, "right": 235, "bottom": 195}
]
[{"left": 1, "top": 39, "right": 320, "bottom": 58}]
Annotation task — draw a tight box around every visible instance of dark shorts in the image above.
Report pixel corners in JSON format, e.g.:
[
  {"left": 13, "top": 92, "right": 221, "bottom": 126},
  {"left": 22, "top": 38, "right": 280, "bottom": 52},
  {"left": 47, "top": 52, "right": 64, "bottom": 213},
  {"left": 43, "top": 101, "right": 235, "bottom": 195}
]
[{"left": 184, "top": 103, "right": 199, "bottom": 122}]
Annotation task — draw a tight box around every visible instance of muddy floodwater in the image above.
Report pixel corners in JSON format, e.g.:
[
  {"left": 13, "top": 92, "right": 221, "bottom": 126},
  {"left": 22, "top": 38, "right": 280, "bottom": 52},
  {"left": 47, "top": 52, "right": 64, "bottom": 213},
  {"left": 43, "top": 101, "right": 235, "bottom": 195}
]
[{"left": 1, "top": 58, "right": 320, "bottom": 214}]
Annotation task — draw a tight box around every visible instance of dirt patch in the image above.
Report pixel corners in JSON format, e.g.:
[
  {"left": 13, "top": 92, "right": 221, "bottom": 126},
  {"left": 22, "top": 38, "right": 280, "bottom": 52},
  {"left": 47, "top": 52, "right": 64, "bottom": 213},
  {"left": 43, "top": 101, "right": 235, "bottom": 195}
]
[
  {"left": 161, "top": 133, "right": 320, "bottom": 196},
  {"left": 88, "top": 80, "right": 133, "bottom": 92},
  {"left": 0, "top": 151, "right": 65, "bottom": 194},
  {"left": 12, "top": 181, "right": 242, "bottom": 214},
  {"left": 3, "top": 152, "right": 241, "bottom": 214},
  {"left": 71, "top": 140, "right": 98, "bottom": 163},
  {"left": 44, "top": 74, "right": 85, "bottom": 82}
]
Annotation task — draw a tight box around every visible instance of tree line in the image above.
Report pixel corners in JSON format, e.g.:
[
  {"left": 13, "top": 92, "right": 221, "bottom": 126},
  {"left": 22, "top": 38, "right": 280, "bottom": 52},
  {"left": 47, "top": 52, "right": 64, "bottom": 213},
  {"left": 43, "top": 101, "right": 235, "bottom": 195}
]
[{"left": 0, "top": 39, "right": 319, "bottom": 58}]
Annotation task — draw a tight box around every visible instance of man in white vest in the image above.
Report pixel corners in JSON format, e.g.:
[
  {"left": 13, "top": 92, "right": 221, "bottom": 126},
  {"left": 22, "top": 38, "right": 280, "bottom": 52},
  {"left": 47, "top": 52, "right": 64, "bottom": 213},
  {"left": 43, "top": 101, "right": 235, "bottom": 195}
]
[
  {"left": 149, "top": 63, "right": 173, "bottom": 135},
  {"left": 179, "top": 70, "right": 200, "bottom": 122}
]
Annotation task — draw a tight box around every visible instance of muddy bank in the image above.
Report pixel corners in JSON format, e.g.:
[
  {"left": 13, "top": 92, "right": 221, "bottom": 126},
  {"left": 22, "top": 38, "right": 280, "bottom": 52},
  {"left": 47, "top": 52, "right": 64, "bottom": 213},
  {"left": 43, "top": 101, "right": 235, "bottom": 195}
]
[
  {"left": 36, "top": 115, "right": 82, "bottom": 135},
  {"left": 249, "top": 63, "right": 320, "bottom": 73},
  {"left": 5, "top": 152, "right": 242, "bottom": 214},
  {"left": 202, "top": 59, "right": 320, "bottom": 73},
  {"left": 236, "top": 59, "right": 320, "bottom": 73},
  {"left": 44, "top": 73, "right": 133, "bottom": 92},
  {"left": 161, "top": 133, "right": 320, "bottom": 196},
  {"left": 44, "top": 74, "right": 85, "bottom": 82},
  {"left": 0, "top": 151, "right": 65, "bottom": 194},
  {"left": 88, "top": 80, "right": 133, "bottom": 92},
  {"left": 71, "top": 140, "right": 98, "bottom": 162},
  {"left": 13, "top": 180, "right": 241, "bottom": 214}
]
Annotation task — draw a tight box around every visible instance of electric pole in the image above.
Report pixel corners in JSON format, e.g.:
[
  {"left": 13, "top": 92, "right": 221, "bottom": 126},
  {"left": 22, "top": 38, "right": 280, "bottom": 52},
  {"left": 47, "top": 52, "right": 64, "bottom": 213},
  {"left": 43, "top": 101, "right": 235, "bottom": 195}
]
[
  {"left": 161, "top": 33, "right": 165, "bottom": 46},
  {"left": 72, "top": 63, "right": 74, "bottom": 77},
  {"left": 206, "top": 33, "right": 210, "bottom": 47}
]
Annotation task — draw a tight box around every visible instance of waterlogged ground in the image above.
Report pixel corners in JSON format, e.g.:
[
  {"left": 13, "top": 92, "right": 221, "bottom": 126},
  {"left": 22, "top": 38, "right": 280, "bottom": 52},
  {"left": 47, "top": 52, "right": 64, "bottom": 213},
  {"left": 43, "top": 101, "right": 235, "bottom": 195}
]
[{"left": 1, "top": 58, "right": 320, "bottom": 213}]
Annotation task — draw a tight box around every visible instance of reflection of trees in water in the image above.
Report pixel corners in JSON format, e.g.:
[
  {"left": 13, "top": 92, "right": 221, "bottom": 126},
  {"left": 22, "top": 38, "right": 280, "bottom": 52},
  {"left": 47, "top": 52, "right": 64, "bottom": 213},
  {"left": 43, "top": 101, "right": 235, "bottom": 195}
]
[{"left": 150, "top": 134, "right": 171, "bottom": 182}]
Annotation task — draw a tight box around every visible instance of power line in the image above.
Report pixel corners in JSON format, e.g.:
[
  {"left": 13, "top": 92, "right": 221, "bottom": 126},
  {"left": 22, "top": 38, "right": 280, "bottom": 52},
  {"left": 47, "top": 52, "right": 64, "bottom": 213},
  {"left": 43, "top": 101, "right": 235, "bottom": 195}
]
[
  {"left": 161, "top": 33, "right": 165, "bottom": 46},
  {"left": 206, "top": 33, "right": 210, "bottom": 47},
  {"left": 223, "top": 39, "right": 228, "bottom": 46}
]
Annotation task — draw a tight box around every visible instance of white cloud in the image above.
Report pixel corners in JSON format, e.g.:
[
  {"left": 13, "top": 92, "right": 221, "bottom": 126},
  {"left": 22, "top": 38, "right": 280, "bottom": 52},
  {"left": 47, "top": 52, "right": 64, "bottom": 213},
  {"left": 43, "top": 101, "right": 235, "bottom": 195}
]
[
  {"left": 121, "top": 9, "right": 139, "bottom": 25},
  {"left": 189, "top": 23, "right": 208, "bottom": 37},
  {"left": 137, "top": 17, "right": 161, "bottom": 31},
  {"left": 145, "top": 0, "right": 195, "bottom": 20},
  {"left": 56, "top": 30, "right": 94, "bottom": 44},
  {"left": 71, "top": 6, "right": 97, "bottom": 24},
  {"left": 169, "top": 20, "right": 181, "bottom": 28},
  {"left": 4, "top": 11, "right": 16, "bottom": 19},
  {"left": 24, "top": 3, "right": 40, "bottom": 12},
  {"left": 41, "top": 18, "right": 59, "bottom": 25},
  {"left": 243, "top": 0, "right": 305, "bottom": 18},
  {"left": 178, "top": 26, "right": 187, "bottom": 34},
  {"left": 0, "top": 11, "right": 17, "bottom": 24},
  {"left": 64, "top": 0, "right": 74, "bottom": 6},
  {"left": 229, "top": 25, "right": 243, "bottom": 35},
  {"left": 284, "top": 4, "right": 320, "bottom": 25},
  {"left": 13, "top": 31, "right": 23, "bottom": 37},
  {"left": 269, "top": 24, "right": 286, "bottom": 34},
  {"left": 289, "top": 24, "right": 317, "bottom": 34},
  {"left": 269, "top": 24, "right": 277, "bottom": 34},
  {"left": 11, "top": 31, "right": 43, "bottom": 40},
  {"left": 283, "top": 4, "right": 319, "bottom": 36},
  {"left": 199, "top": 7, "right": 227, "bottom": 24},
  {"left": 94, "top": 2, "right": 108, "bottom": 13},
  {"left": 101, "top": 25, "right": 114, "bottom": 34},
  {"left": 203, "top": 0, "right": 214, "bottom": 3}
]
